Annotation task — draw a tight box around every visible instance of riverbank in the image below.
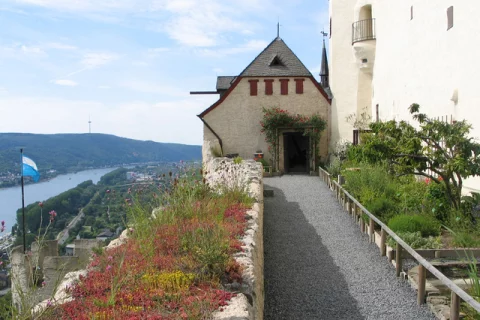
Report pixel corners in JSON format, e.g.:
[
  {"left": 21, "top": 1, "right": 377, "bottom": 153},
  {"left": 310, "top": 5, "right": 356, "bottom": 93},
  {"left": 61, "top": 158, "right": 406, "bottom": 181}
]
[
  {"left": 0, "top": 161, "right": 169, "bottom": 190},
  {"left": 0, "top": 168, "right": 118, "bottom": 236}
]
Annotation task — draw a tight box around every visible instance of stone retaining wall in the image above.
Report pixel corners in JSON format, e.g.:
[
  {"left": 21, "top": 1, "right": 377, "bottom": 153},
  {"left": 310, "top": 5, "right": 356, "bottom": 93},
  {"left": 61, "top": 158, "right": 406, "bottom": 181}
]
[
  {"left": 10, "top": 239, "right": 102, "bottom": 312},
  {"left": 205, "top": 157, "right": 264, "bottom": 320}
]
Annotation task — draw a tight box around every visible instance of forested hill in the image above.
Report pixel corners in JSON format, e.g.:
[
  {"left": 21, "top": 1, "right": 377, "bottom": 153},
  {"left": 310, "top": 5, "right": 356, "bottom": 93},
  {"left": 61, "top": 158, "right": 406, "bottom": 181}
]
[{"left": 0, "top": 133, "right": 201, "bottom": 173}]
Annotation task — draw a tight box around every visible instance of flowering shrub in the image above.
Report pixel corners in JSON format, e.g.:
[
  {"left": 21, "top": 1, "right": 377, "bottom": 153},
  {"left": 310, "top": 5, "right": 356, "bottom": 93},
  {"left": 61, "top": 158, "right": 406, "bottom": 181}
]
[
  {"left": 45, "top": 166, "right": 252, "bottom": 319},
  {"left": 260, "top": 106, "right": 326, "bottom": 158}
]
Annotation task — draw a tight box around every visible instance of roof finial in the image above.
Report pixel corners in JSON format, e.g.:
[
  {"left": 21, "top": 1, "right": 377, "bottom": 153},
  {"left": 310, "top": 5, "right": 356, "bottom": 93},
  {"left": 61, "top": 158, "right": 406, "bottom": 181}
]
[
  {"left": 277, "top": 18, "right": 281, "bottom": 39},
  {"left": 321, "top": 29, "right": 328, "bottom": 40}
]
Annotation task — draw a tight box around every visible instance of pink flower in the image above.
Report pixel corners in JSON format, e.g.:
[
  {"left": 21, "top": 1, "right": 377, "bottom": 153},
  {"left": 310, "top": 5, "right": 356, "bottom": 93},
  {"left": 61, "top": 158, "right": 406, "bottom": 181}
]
[
  {"left": 49, "top": 210, "right": 57, "bottom": 222},
  {"left": 46, "top": 300, "right": 52, "bottom": 307},
  {"left": 39, "top": 202, "right": 44, "bottom": 208},
  {"left": 106, "top": 265, "right": 112, "bottom": 272},
  {"left": 0, "top": 261, "right": 3, "bottom": 266},
  {"left": 107, "top": 255, "right": 113, "bottom": 261},
  {"left": 42, "top": 281, "right": 46, "bottom": 287}
]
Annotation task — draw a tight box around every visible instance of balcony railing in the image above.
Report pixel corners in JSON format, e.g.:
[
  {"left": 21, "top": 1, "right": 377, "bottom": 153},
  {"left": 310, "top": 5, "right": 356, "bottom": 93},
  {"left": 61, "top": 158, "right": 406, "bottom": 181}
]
[{"left": 352, "top": 18, "right": 376, "bottom": 44}]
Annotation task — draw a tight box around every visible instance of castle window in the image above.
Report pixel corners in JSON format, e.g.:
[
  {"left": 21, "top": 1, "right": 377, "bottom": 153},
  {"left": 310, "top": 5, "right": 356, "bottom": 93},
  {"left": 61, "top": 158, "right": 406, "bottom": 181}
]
[
  {"left": 447, "top": 6, "right": 454, "bottom": 30},
  {"left": 410, "top": 6, "right": 413, "bottom": 20},
  {"left": 264, "top": 79, "right": 274, "bottom": 95},
  {"left": 280, "top": 79, "right": 289, "bottom": 95},
  {"left": 249, "top": 80, "right": 259, "bottom": 96},
  {"left": 295, "top": 79, "right": 304, "bottom": 94}
]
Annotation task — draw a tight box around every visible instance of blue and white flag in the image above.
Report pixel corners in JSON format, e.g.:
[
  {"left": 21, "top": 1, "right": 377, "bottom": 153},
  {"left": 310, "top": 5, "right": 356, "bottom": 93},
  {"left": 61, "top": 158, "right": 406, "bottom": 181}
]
[{"left": 22, "top": 155, "right": 40, "bottom": 182}]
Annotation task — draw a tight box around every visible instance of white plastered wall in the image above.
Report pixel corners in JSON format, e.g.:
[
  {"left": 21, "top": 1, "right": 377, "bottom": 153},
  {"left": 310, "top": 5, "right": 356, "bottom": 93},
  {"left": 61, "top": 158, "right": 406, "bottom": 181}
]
[{"left": 331, "top": 0, "right": 480, "bottom": 191}]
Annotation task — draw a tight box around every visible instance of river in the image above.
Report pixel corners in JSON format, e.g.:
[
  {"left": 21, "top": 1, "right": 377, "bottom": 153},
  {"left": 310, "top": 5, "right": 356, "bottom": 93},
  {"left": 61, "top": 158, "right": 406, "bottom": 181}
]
[{"left": 0, "top": 168, "right": 117, "bottom": 234}]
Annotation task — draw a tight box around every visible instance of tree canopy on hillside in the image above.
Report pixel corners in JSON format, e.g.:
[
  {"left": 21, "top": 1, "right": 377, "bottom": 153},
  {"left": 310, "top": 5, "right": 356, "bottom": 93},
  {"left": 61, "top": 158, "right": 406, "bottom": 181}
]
[{"left": 0, "top": 133, "right": 201, "bottom": 173}]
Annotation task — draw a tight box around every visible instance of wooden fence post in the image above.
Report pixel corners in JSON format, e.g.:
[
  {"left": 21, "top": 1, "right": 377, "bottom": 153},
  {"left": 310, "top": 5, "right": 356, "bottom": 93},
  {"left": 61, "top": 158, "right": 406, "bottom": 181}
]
[
  {"left": 360, "top": 215, "right": 365, "bottom": 233},
  {"left": 369, "top": 218, "right": 375, "bottom": 243},
  {"left": 396, "top": 242, "right": 402, "bottom": 277},
  {"left": 417, "top": 265, "right": 426, "bottom": 305},
  {"left": 387, "top": 249, "right": 393, "bottom": 263},
  {"left": 450, "top": 291, "right": 460, "bottom": 320},
  {"left": 380, "top": 228, "right": 387, "bottom": 256}
]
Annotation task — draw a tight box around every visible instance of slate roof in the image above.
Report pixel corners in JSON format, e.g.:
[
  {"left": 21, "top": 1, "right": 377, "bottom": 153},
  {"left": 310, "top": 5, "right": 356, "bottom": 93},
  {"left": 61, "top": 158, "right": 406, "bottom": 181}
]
[
  {"left": 239, "top": 37, "right": 313, "bottom": 77},
  {"left": 97, "top": 230, "right": 114, "bottom": 238},
  {"left": 216, "top": 76, "right": 236, "bottom": 90}
]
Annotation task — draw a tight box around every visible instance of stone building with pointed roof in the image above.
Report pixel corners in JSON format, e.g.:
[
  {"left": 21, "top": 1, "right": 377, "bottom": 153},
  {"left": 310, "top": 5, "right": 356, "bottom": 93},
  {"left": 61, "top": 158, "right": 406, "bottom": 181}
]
[{"left": 196, "top": 37, "right": 331, "bottom": 174}]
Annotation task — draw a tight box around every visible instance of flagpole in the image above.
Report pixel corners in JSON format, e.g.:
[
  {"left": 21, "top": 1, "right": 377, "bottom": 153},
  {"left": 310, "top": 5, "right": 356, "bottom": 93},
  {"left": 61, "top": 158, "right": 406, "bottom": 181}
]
[{"left": 20, "top": 148, "right": 26, "bottom": 254}]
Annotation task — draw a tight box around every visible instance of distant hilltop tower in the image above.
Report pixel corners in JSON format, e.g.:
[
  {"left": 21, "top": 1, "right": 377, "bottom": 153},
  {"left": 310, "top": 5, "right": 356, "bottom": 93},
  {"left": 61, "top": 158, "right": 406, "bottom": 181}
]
[{"left": 88, "top": 116, "right": 92, "bottom": 134}]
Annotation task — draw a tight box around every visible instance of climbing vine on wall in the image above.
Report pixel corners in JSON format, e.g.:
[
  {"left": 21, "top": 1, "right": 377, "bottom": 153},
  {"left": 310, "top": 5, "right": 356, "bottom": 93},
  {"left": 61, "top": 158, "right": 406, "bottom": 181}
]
[{"left": 260, "top": 107, "right": 327, "bottom": 155}]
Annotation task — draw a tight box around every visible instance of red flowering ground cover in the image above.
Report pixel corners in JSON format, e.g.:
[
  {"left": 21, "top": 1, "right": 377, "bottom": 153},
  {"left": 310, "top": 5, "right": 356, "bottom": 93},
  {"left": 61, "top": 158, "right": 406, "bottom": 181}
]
[{"left": 42, "top": 174, "right": 251, "bottom": 319}]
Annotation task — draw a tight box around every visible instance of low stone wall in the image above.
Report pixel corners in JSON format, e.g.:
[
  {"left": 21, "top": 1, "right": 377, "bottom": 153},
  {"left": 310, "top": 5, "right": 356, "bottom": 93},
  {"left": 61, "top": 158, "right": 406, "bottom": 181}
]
[
  {"left": 205, "top": 157, "right": 264, "bottom": 320},
  {"left": 10, "top": 238, "right": 102, "bottom": 313}
]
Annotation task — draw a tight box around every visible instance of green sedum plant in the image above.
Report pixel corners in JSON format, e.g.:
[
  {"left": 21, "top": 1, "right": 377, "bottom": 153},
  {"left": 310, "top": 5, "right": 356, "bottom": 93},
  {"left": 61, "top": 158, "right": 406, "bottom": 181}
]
[
  {"left": 233, "top": 156, "right": 243, "bottom": 164},
  {"left": 386, "top": 231, "right": 443, "bottom": 249},
  {"left": 388, "top": 214, "right": 441, "bottom": 237}
]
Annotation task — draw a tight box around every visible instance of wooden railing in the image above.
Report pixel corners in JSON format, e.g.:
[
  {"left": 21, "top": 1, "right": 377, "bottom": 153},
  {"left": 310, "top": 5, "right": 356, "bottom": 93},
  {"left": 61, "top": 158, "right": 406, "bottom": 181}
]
[{"left": 318, "top": 166, "right": 480, "bottom": 320}]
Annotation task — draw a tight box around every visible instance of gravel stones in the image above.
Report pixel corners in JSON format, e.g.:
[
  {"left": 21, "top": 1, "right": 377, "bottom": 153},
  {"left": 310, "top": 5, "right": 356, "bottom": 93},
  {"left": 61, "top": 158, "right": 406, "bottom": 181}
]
[{"left": 264, "top": 175, "right": 436, "bottom": 320}]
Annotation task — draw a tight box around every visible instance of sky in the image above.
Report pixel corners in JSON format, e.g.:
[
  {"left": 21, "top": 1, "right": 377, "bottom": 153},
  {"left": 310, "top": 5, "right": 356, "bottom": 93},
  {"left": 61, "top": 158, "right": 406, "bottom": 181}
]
[{"left": 0, "top": 0, "right": 329, "bottom": 146}]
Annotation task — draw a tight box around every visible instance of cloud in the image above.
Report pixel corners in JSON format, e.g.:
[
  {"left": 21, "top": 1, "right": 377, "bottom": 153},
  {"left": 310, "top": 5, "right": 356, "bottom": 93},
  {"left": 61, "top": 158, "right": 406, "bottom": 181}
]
[
  {"left": 82, "top": 52, "right": 119, "bottom": 68},
  {"left": 52, "top": 79, "right": 78, "bottom": 86},
  {"left": 10, "top": 0, "right": 138, "bottom": 12},
  {"left": 197, "top": 39, "right": 269, "bottom": 58},
  {"left": 8, "top": 0, "right": 268, "bottom": 47},
  {"left": 47, "top": 42, "right": 77, "bottom": 50},
  {"left": 145, "top": 48, "right": 171, "bottom": 59},
  {"left": 132, "top": 61, "right": 149, "bottom": 67},
  {"left": 121, "top": 80, "right": 187, "bottom": 97},
  {"left": 147, "top": 47, "right": 170, "bottom": 55},
  {"left": 161, "top": 2, "right": 249, "bottom": 47},
  {"left": 0, "top": 44, "right": 48, "bottom": 59},
  {"left": 66, "top": 52, "right": 119, "bottom": 77},
  {"left": 98, "top": 85, "right": 111, "bottom": 89},
  {"left": 20, "top": 45, "right": 47, "bottom": 56},
  {"left": 0, "top": 87, "right": 8, "bottom": 94}
]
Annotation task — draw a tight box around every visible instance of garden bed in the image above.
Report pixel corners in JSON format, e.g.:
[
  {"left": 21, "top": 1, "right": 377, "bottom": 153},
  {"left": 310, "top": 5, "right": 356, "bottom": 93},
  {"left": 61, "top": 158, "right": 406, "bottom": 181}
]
[{"left": 29, "top": 160, "right": 264, "bottom": 320}]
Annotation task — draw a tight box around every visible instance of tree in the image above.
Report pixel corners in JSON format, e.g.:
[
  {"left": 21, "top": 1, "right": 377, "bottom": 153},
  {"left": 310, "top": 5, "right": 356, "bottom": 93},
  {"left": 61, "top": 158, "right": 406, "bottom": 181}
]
[{"left": 364, "top": 104, "right": 480, "bottom": 210}]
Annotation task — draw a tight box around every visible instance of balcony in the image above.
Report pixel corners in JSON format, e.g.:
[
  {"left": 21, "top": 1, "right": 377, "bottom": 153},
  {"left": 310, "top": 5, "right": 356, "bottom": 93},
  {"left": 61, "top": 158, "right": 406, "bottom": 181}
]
[{"left": 352, "top": 18, "right": 376, "bottom": 44}]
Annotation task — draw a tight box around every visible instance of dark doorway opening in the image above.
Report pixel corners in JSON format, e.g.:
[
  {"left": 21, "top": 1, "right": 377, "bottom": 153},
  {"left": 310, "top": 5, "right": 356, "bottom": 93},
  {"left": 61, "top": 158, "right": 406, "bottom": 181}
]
[{"left": 283, "top": 132, "right": 309, "bottom": 173}]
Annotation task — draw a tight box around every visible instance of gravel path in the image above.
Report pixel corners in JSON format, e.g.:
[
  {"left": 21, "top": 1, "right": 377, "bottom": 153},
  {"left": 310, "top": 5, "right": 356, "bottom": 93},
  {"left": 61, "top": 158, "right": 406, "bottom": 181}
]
[{"left": 264, "top": 175, "right": 436, "bottom": 320}]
